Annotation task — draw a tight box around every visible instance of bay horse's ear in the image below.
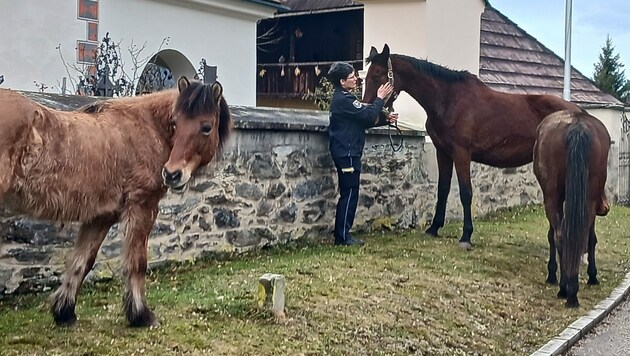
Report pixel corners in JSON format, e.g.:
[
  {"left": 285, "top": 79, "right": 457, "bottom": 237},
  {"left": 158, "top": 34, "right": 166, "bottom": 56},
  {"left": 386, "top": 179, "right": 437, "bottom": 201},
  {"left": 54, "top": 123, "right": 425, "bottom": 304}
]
[
  {"left": 369, "top": 46, "right": 378, "bottom": 58},
  {"left": 177, "top": 76, "right": 190, "bottom": 93},
  {"left": 382, "top": 44, "right": 390, "bottom": 58},
  {"left": 211, "top": 81, "right": 223, "bottom": 102}
]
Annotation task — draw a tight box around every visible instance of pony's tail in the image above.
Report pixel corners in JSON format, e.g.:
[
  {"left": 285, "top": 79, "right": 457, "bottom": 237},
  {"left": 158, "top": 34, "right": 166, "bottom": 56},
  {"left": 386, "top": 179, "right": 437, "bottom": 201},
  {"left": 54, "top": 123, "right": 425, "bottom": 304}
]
[{"left": 562, "top": 122, "right": 591, "bottom": 278}]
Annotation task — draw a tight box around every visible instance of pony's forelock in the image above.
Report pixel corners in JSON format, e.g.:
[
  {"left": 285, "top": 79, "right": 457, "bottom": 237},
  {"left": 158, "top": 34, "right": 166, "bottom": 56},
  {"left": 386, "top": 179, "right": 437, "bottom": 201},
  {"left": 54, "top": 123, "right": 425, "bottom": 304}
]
[{"left": 175, "top": 81, "right": 218, "bottom": 119}]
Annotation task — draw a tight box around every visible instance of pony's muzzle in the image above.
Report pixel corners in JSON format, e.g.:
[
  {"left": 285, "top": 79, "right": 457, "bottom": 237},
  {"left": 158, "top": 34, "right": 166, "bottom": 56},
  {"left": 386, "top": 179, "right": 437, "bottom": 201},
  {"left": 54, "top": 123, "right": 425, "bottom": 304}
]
[{"left": 162, "top": 168, "right": 183, "bottom": 187}]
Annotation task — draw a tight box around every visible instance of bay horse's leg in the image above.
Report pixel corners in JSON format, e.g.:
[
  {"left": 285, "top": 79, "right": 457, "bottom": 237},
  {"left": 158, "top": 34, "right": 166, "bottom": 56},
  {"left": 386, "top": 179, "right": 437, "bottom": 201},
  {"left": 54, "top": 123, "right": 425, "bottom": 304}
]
[
  {"left": 452, "top": 153, "right": 474, "bottom": 250},
  {"left": 51, "top": 216, "right": 115, "bottom": 326},
  {"left": 121, "top": 200, "right": 160, "bottom": 327},
  {"left": 587, "top": 222, "right": 599, "bottom": 285},
  {"left": 546, "top": 225, "right": 558, "bottom": 285},
  {"left": 425, "top": 148, "right": 453, "bottom": 237},
  {"left": 542, "top": 194, "right": 563, "bottom": 290},
  {"left": 557, "top": 242, "right": 569, "bottom": 299}
]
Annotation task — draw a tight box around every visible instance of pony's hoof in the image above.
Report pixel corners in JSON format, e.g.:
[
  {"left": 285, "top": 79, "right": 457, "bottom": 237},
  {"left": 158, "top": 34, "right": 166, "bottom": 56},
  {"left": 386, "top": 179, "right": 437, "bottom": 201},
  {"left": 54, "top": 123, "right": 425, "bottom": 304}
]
[
  {"left": 458, "top": 241, "right": 473, "bottom": 250},
  {"left": 129, "top": 309, "right": 160, "bottom": 328},
  {"left": 53, "top": 311, "right": 77, "bottom": 327},
  {"left": 52, "top": 300, "right": 77, "bottom": 327},
  {"left": 588, "top": 277, "right": 600, "bottom": 285},
  {"left": 546, "top": 276, "right": 558, "bottom": 285}
]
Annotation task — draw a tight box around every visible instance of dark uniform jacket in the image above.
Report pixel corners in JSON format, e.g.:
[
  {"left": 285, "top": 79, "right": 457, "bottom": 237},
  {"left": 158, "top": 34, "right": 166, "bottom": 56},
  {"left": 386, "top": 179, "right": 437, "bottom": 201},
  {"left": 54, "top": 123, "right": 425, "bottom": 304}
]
[{"left": 328, "top": 88, "right": 386, "bottom": 158}]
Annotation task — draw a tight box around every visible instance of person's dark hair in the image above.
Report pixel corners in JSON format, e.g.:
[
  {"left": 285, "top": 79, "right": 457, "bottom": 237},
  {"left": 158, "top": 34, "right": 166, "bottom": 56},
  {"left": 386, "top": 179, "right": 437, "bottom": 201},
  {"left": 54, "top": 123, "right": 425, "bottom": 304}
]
[{"left": 327, "top": 62, "right": 355, "bottom": 87}]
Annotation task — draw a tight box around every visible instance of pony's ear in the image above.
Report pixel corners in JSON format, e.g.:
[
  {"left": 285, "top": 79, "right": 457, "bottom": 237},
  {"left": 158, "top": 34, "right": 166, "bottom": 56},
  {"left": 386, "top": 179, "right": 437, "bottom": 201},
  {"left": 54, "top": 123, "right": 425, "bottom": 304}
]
[
  {"left": 369, "top": 46, "right": 378, "bottom": 58},
  {"left": 211, "top": 81, "right": 223, "bottom": 102},
  {"left": 382, "top": 44, "right": 390, "bottom": 58},
  {"left": 177, "top": 76, "right": 190, "bottom": 93}
]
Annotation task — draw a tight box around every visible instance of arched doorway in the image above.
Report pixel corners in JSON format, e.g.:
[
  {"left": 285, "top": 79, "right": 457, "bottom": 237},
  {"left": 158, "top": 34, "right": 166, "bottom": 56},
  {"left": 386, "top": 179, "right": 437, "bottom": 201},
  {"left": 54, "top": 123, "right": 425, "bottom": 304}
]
[{"left": 135, "top": 49, "right": 196, "bottom": 95}]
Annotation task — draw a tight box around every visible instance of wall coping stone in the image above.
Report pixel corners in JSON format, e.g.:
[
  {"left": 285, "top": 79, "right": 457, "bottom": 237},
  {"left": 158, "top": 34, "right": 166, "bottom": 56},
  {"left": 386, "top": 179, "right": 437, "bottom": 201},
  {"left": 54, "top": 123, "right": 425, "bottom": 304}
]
[{"left": 19, "top": 90, "right": 427, "bottom": 137}]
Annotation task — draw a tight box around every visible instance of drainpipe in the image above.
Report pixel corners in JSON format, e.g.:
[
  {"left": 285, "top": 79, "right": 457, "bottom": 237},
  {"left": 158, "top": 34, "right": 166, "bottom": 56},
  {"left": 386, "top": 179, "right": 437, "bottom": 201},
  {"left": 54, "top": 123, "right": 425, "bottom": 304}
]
[{"left": 563, "top": 0, "right": 573, "bottom": 101}]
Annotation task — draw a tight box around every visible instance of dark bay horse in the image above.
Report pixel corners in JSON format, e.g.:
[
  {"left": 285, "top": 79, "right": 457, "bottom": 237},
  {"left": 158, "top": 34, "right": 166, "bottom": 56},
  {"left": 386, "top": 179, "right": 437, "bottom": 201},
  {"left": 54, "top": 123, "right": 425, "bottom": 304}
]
[
  {"left": 363, "top": 44, "right": 609, "bottom": 249},
  {"left": 534, "top": 110, "right": 610, "bottom": 307},
  {"left": 0, "top": 76, "right": 231, "bottom": 326}
]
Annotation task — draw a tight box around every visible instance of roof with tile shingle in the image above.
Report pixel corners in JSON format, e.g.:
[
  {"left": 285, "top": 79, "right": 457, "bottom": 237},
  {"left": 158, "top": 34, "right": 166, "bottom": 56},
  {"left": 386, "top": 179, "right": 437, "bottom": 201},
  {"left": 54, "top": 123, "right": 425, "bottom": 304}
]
[
  {"left": 269, "top": 2, "right": 622, "bottom": 106},
  {"left": 479, "top": 6, "right": 622, "bottom": 106},
  {"left": 276, "top": 0, "right": 360, "bottom": 13}
]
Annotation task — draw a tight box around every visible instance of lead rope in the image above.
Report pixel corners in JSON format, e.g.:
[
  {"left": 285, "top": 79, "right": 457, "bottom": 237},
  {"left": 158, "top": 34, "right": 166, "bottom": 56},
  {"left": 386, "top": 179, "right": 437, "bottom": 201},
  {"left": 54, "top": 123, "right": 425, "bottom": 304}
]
[{"left": 384, "top": 57, "right": 403, "bottom": 152}]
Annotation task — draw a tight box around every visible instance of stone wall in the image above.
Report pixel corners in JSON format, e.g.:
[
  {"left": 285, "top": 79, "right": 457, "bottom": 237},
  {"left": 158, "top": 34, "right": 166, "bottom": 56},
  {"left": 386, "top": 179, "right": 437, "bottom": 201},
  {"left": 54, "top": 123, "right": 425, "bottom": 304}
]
[{"left": 0, "top": 93, "right": 619, "bottom": 295}]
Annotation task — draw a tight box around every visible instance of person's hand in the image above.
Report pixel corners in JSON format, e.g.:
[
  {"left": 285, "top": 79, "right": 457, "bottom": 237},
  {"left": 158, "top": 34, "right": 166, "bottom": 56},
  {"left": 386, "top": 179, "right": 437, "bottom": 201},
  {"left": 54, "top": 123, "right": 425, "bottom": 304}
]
[
  {"left": 387, "top": 112, "right": 399, "bottom": 124},
  {"left": 377, "top": 83, "right": 394, "bottom": 100}
]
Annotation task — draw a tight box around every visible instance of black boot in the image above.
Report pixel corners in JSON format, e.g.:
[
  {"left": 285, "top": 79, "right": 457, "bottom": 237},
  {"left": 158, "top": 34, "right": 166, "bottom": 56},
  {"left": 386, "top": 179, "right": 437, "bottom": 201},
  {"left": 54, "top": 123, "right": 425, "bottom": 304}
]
[{"left": 334, "top": 237, "right": 364, "bottom": 246}]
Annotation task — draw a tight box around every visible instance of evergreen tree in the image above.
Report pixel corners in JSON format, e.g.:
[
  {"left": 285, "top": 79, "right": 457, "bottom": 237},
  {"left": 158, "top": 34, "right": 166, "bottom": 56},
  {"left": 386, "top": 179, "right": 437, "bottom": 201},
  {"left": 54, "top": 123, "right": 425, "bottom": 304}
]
[{"left": 593, "top": 35, "right": 630, "bottom": 103}]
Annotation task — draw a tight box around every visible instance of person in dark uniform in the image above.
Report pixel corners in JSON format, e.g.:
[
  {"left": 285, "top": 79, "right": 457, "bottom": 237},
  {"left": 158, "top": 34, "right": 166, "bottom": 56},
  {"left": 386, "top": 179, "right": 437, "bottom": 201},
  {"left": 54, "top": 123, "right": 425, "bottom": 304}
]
[{"left": 327, "top": 62, "right": 397, "bottom": 246}]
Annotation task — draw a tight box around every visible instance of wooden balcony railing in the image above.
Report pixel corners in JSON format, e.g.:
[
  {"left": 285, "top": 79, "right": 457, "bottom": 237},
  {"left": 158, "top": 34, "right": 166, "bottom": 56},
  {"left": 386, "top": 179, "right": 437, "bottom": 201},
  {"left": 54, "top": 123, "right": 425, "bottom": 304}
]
[{"left": 257, "top": 60, "right": 362, "bottom": 99}]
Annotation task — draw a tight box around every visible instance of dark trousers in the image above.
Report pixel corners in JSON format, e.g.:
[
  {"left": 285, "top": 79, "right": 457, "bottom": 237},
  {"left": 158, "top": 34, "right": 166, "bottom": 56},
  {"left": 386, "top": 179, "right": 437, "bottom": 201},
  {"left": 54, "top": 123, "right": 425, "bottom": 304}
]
[{"left": 333, "top": 156, "right": 362, "bottom": 243}]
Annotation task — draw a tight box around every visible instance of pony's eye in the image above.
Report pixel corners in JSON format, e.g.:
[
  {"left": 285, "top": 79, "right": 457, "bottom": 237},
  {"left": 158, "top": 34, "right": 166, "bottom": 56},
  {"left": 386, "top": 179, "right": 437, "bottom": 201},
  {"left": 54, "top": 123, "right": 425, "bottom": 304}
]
[
  {"left": 201, "top": 123, "right": 212, "bottom": 135},
  {"left": 171, "top": 122, "right": 176, "bottom": 131}
]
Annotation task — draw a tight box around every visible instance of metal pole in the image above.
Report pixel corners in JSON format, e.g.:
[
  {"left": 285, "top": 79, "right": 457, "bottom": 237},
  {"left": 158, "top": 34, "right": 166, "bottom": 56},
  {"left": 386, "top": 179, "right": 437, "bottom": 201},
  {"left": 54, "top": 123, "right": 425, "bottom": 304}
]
[{"left": 563, "top": 0, "right": 573, "bottom": 101}]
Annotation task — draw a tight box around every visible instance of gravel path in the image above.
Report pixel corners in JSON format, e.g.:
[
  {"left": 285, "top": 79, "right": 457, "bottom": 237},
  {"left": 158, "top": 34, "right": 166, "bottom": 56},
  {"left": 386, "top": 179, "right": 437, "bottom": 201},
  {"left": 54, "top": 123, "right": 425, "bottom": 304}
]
[{"left": 567, "top": 297, "right": 630, "bottom": 356}]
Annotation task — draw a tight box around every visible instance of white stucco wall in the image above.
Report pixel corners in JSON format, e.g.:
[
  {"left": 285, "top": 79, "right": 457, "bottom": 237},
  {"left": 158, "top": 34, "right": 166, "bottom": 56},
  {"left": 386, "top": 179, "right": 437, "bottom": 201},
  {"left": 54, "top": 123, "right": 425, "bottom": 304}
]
[
  {"left": 585, "top": 107, "right": 623, "bottom": 146},
  {"left": 362, "top": 0, "right": 427, "bottom": 131},
  {"left": 425, "top": 0, "right": 484, "bottom": 74},
  {"left": 0, "top": 1, "right": 84, "bottom": 93},
  {"left": 0, "top": 0, "right": 276, "bottom": 106},
  {"left": 361, "top": 0, "right": 485, "bottom": 131}
]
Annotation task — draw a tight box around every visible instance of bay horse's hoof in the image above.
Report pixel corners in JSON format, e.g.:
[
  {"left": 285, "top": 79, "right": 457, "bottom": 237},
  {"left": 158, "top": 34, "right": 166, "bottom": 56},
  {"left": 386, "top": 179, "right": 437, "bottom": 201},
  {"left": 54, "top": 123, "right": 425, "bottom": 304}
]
[
  {"left": 557, "top": 289, "right": 568, "bottom": 299},
  {"left": 565, "top": 299, "right": 579, "bottom": 308},
  {"left": 458, "top": 241, "right": 473, "bottom": 250},
  {"left": 425, "top": 226, "right": 439, "bottom": 237},
  {"left": 546, "top": 276, "right": 558, "bottom": 285},
  {"left": 588, "top": 277, "right": 600, "bottom": 285}
]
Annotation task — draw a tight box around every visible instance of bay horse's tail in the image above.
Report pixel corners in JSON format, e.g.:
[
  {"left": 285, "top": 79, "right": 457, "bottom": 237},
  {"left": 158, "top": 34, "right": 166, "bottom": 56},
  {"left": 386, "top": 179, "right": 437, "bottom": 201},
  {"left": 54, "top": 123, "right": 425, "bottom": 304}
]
[{"left": 562, "top": 121, "right": 591, "bottom": 301}]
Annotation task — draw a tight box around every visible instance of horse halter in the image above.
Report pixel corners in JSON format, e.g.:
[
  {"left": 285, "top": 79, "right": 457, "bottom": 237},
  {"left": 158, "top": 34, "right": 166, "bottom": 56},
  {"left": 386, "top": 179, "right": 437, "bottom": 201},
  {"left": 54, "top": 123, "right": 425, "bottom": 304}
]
[
  {"left": 383, "top": 57, "right": 403, "bottom": 152},
  {"left": 383, "top": 57, "right": 399, "bottom": 105}
]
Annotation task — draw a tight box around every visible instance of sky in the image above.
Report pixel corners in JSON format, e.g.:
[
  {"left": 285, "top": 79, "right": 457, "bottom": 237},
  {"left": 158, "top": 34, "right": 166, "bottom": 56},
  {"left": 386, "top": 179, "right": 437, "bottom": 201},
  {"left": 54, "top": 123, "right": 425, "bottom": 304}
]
[{"left": 490, "top": 0, "right": 630, "bottom": 79}]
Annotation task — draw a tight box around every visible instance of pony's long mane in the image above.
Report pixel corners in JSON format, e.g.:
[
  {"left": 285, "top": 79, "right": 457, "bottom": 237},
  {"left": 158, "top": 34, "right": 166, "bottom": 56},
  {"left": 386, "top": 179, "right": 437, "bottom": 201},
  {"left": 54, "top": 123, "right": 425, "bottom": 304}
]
[
  {"left": 80, "top": 101, "right": 107, "bottom": 113},
  {"left": 175, "top": 81, "right": 232, "bottom": 154},
  {"left": 78, "top": 90, "right": 177, "bottom": 118},
  {"left": 366, "top": 52, "right": 472, "bottom": 83}
]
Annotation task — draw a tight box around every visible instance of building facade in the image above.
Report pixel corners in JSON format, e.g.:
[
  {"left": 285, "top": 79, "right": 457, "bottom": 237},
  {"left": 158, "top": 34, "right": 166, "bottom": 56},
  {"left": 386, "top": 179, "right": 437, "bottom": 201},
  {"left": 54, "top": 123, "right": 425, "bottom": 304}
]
[{"left": 0, "top": 0, "right": 283, "bottom": 106}]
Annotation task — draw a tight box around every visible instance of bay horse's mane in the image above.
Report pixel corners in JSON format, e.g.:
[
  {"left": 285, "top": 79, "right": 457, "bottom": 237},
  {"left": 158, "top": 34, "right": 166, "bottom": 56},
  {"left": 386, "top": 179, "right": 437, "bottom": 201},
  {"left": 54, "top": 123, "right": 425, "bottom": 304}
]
[{"left": 366, "top": 53, "right": 473, "bottom": 83}]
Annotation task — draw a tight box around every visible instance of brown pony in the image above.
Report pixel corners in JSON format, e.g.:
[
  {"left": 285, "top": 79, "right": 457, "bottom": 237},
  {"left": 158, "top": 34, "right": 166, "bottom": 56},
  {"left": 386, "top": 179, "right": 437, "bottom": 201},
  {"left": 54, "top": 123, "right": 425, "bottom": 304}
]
[
  {"left": 363, "top": 44, "right": 609, "bottom": 249},
  {"left": 534, "top": 110, "right": 610, "bottom": 307},
  {"left": 0, "top": 76, "right": 231, "bottom": 327}
]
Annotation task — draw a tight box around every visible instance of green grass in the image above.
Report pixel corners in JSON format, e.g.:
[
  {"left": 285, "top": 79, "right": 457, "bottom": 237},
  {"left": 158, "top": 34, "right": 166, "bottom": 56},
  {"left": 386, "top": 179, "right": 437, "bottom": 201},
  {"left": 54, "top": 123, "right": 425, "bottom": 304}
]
[{"left": 1, "top": 205, "right": 630, "bottom": 355}]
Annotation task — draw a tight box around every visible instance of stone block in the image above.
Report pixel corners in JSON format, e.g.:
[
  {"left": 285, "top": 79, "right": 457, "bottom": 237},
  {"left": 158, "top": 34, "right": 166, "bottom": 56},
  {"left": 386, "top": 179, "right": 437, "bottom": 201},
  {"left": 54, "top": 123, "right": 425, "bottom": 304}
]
[{"left": 258, "top": 273, "right": 286, "bottom": 320}]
